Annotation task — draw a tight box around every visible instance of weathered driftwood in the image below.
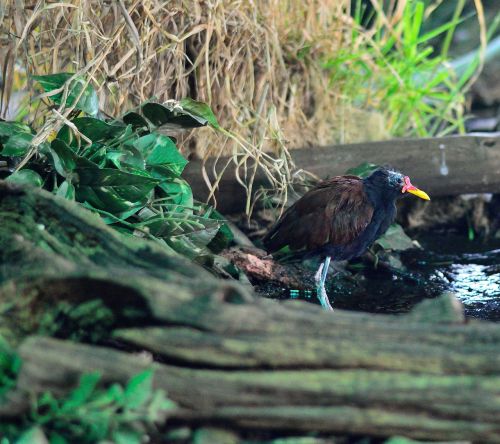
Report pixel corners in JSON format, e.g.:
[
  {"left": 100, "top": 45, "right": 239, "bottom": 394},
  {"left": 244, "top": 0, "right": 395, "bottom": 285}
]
[
  {"left": 183, "top": 133, "right": 500, "bottom": 213},
  {"left": 1, "top": 182, "right": 500, "bottom": 442}
]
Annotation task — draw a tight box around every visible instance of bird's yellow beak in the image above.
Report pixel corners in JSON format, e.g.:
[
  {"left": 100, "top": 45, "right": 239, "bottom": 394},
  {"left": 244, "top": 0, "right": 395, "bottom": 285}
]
[{"left": 402, "top": 176, "right": 430, "bottom": 200}]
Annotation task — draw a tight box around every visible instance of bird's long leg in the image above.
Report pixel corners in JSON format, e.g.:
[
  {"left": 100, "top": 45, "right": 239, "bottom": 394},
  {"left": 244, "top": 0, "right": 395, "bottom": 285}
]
[{"left": 315, "top": 256, "right": 333, "bottom": 311}]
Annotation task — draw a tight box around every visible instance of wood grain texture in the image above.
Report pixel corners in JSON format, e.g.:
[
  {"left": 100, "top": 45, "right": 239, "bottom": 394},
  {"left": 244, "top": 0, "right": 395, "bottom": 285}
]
[
  {"left": 183, "top": 133, "right": 500, "bottom": 213},
  {"left": 1, "top": 182, "right": 500, "bottom": 442}
]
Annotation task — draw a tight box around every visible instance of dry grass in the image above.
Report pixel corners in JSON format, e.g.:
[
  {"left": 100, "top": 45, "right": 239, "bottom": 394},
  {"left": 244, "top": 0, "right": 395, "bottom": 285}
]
[{"left": 0, "top": 0, "right": 486, "bottom": 213}]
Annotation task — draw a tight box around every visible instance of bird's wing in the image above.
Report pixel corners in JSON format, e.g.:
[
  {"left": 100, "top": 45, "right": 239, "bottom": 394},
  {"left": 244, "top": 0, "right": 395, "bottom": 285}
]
[{"left": 263, "top": 176, "right": 374, "bottom": 253}]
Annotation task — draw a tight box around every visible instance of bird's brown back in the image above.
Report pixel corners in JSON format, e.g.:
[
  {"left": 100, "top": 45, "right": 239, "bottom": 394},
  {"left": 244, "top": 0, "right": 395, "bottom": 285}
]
[{"left": 263, "top": 176, "right": 374, "bottom": 254}]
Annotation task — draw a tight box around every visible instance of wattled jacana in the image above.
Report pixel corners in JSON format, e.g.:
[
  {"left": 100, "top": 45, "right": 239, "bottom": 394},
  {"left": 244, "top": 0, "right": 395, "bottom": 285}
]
[{"left": 263, "top": 168, "right": 430, "bottom": 310}]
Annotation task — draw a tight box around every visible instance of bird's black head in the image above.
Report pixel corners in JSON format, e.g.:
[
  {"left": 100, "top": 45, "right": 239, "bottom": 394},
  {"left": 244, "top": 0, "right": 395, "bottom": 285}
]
[{"left": 363, "top": 168, "right": 430, "bottom": 201}]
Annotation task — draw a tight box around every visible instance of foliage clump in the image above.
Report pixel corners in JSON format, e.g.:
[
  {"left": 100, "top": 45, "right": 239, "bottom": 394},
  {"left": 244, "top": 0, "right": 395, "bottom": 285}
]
[
  {"left": 0, "top": 73, "right": 232, "bottom": 259},
  {"left": 0, "top": 368, "right": 175, "bottom": 444}
]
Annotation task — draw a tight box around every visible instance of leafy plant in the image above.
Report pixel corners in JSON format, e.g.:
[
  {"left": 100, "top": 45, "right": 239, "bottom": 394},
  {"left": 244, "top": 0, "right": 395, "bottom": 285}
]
[
  {"left": 0, "top": 336, "right": 21, "bottom": 400},
  {"left": 0, "top": 73, "right": 232, "bottom": 259},
  {"left": 0, "top": 369, "right": 175, "bottom": 443},
  {"left": 38, "top": 299, "right": 115, "bottom": 343},
  {"left": 324, "top": 0, "right": 477, "bottom": 137}
]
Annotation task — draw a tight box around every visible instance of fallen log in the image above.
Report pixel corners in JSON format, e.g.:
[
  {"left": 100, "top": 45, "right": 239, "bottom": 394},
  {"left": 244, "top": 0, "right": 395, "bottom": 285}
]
[
  {"left": 183, "top": 133, "right": 500, "bottom": 213},
  {"left": 1, "top": 182, "right": 500, "bottom": 442}
]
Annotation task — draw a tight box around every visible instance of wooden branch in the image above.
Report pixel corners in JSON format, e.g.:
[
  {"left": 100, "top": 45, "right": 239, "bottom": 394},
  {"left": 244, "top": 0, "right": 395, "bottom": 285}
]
[
  {"left": 1, "top": 182, "right": 500, "bottom": 442},
  {"left": 182, "top": 133, "right": 500, "bottom": 213}
]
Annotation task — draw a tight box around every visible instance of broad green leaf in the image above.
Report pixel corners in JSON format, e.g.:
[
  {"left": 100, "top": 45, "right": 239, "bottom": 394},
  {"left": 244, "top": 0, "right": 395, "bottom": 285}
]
[
  {"left": 0, "top": 121, "right": 31, "bottom": 141},
  {"left": 49, "top": 139, "right": 96, "bottom": 178},
  {"left": 134, "top": 133, "right": 188, "bottom": 176},
  {"left": 180, "top": 98, "right": 220, "bottom": 129},
  {"left": 71, "top": 117, "right": 126, "bottom": 141},
  {"left": 76, "top": 168, "right": 159, "bottom": 214},
  {"left": 161, "top": 114, "right": 207, "bottom": 129},
  {"left": 123, "top": 368, "right": 153, "bottom": 409},
  {"left": 1, "top": 132, "right": 33, "bottom": 156},
  {"left": 103, "top": 205, "right": 145, "bottom": 223},
  {"left": 55, "top": 124, "right": 73, "bottom": 146},
  {"left": 33, "top": 73, "right": 99, "bottom": 116},
  {"left": 375, "top": 223, "right": 415, "bottom": 251},
  {"left": 81, "top": 144, "right": 107, "bottom": 166},
  {"left": 6, "top": 169, "right": 43, "bottom": 187},
  {"left": 142, "top": 102, "right": 207, "bottom": 129},
  {"left": 56, "top": 180, "right": 75, "bottom": 200},
  {"left": 56, "top": 118, "right": 126, "bottom": 152},
  {"left": 203, "top": 206, "right": 233, "bottom": 253},
  {"left": 106, "top": 145, "right": 145, "bottom": 171},
  {"left": 51, "top": 139, "right": 157, "bottom": 214},
  {"left": 345, "top": 162, "right": 379, "bottom": 178},
  {"left": 141, "top": 103, "right": 174, "bottom": 126},
  {"left": 123, "top": 111, "right": 150, "bottom": 130},
  {"left": 158, "top": 178, "right": 193, "bottom": 207}
]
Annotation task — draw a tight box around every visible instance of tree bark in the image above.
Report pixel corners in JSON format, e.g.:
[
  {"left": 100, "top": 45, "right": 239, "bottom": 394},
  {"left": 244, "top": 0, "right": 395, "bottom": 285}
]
[{"left": 0, "top": 182, "right": 500, "bottom": 442}]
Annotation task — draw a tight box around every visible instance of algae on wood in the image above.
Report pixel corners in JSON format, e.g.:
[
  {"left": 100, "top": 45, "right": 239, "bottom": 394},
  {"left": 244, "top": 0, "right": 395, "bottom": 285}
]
[{"left": 0, "top": 181, "right": 500, "bottom": 442}]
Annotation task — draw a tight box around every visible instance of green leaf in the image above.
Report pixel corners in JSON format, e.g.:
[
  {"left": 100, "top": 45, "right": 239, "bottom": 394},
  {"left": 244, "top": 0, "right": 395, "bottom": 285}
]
[
  {"left": 163, "top": 114, "right": 207, "bottom": 129},
  {"left": 147, "top": 389, "right": 176, "bottom": 420},
  {"left": 49, "top": 139, "right": 95, "bottom": 178},
  {"left": 141, "top": 103, "right": 175, "bottom": 126},
  {"left": 123, "top": 111, "right": 150, "bottom": 130},
  {"left": 345, "top": 162, "right": 379, "bottom": 178},
  {"left": 134, "top": 133, "right": 188, "bottom": 176},
  {"left": 48, "top": 433, "right": 68, "bottom": 444},
  {"left": 71, "top": 117, "right": 126, "bottom": 142},
  {"left": 106, "top": 146, "right": 145, "bottom": 171},
  {"left": 51, "top": 139, "right": 158, "bottom": 214},
  {"left": 417, "top": 13, "right": 470, "bottom": 45},
  {"left": 113, "top": 430, "right": 142, "bottom": 444},
  {"left": 374, "top": 224, "right": 415, "bottom": 251},
  {"left": 76, "top": 168, "right": 159, "bottom": 214},
  {"left": 33, "top": 73, "right": 99, "bottom": 116},
  {"left": 180, "top": 98, "right": 220, "bottom": 129},
  {"left": 0, "top": 121, "right": 31, "bottom": 141},
  {"left": 124, "top": 369, "right": 153, "bottom": 409},
  {"left": 6, "top": 169, "right": 43, "bottom": 187},
  {"left": 158, "top": 178, "right": 193, "bottom": 207},
  {"left": 204, "top": 206, "right": 233, "bottom": 253},
  {"left": 14, "top": 427, "right": 49, "bottom": 444},
  {"left": 1, "top": 132, "right": 33, "bottom": 156},
  {"left": 61, "top": 372, "right": 101, "bottom": 411}
]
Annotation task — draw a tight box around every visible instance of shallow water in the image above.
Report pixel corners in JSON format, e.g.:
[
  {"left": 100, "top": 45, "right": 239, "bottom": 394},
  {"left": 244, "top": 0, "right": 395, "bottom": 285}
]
[
  {"left": 261, "top": 232, "right": 500, "bottom": 321},
  {"left": 410, "top": 233, "right": 500, "bottom": 321}
]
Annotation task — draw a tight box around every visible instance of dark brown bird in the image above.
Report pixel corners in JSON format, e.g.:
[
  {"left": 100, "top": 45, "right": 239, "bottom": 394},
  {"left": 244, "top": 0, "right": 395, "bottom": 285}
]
[{"left": 263, "top": 168, "right": 430, "bottom": 310}]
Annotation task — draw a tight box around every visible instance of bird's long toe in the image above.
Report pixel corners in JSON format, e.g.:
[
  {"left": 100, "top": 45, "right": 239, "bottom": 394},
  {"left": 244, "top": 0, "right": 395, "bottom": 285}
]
[{"left": 316, "top": 283, "right": 333, "bottom": 311}]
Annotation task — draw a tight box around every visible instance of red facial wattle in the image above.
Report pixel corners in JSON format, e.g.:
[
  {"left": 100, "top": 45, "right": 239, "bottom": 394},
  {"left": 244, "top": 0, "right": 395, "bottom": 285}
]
[{"left": 401, "top": 176, "right": 430, "bottom": 200}]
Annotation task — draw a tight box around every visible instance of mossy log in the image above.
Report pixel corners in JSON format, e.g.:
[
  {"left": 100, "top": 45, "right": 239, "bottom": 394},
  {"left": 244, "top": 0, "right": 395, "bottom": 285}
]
[{"left": 1, "top": 182, "right": 500, "bottom": 442}]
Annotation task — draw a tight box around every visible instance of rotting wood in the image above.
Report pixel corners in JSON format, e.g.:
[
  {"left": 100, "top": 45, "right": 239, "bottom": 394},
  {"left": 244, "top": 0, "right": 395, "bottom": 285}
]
[
  {"left": 1, "top": 182, "right": 500, "bottom": 442},
  {"left": 182, "top": 133, "right": 500, "bottom": 213}
]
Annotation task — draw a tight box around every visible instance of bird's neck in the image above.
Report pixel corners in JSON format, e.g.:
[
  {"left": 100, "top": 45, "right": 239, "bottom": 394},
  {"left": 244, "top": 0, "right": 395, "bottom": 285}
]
[{"left": 363, "top": 179, "right": 398, "bottom": 208}]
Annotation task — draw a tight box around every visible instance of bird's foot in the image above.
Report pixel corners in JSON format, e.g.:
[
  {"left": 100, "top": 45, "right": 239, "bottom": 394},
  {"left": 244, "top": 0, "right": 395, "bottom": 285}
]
[
  {"left": 314, "top": 262, "right": 324, "bottom": 283},
  {"left": 315, "top": 283, "right": 333, "bottom": 311},
  {"left": 314, "top": 257, "right": 333, "bottom": 311}
]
